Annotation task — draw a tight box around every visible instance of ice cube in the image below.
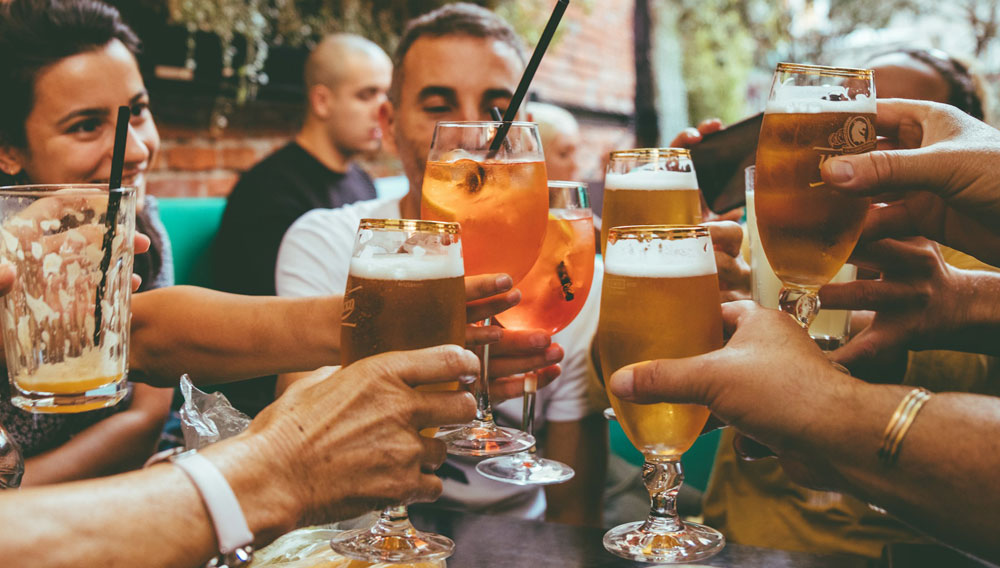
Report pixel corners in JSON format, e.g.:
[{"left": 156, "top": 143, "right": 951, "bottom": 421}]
[{"left": 451, "top": 159, "right": 485, "bottom": 194}]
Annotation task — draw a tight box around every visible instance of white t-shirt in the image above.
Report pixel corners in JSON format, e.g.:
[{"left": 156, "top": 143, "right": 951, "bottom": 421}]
[{"left": 276, "top": 196, "right": 603, "bottom": 520}]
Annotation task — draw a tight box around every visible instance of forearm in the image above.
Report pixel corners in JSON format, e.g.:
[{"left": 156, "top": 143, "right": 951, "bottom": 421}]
[
  {"left": 1, "top": 436, "right": 298, "bottom": 567},
  {"left": 22, "top": 385, "right": 172, "bottom": 486},
  {"left": 804, "top": 382, "right": 1000, "bottom": 562},
  {"left": 130, "top": 286, "right": 341, "bottom": 387}
]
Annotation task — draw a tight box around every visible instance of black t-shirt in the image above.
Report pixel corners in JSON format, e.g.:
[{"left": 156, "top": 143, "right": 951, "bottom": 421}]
[
  {"left": 213, "top": 141, "right": 377, "bottom": 296},
  {"left": 211, "top": 141, "right": 376, "bottom": 416}
]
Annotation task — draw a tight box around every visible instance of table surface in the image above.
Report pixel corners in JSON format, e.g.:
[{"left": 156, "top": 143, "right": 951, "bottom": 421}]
[{"left": 409, "top": 508, "right": 871, "bottom": 568}]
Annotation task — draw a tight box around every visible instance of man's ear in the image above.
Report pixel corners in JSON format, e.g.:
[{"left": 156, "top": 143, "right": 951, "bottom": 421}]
[
  {"left": 378, "top": 101, "right": 398, "bottom": 156},
  {"left": 0, "top": 146, "right": 24, "bottom": 178},
  {"left": 308, "top": 84, "right": 333, "bottom": 120}
]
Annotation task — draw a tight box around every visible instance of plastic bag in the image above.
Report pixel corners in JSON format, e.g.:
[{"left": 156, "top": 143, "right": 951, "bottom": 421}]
[{"left": 179, "top": 374, "right": 252, "bottom": 449}]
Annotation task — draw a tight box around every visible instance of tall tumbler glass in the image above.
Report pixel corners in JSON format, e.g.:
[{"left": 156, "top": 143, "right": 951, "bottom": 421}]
[
  {"left": 0, "top": 184, "right": 135, "bottom": 413},
  {"left": 329, "top": 219, "right": 465, "bottom": 564},
  {"left": 754, "top": 63, "right": 875, "bottom": 328},
  {"left": 598, "top": 225, "right": 725, "bottom": 563},
  {"left": 421, "top": 121, "right": 548, "bottom": 457}
]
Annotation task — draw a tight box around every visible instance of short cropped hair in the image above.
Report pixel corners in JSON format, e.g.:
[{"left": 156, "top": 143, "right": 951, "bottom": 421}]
[{"left": 389, "top": 3, "right": 527, "bottom": 105}]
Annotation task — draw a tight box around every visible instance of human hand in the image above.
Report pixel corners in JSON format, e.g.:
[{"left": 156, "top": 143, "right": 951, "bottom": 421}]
[
  {"left": 607, "top": 301, "right": 858, "bottom": 491},
  {"left": 823, "top": 237, "right": 1000, "bottom": 374},
  {"left": 704, "top": 221, "right": 751, "bottom": 302},
  {"left": 463, "top": 273, "right": 564, "bottom": 399},
  {"left": 668, "top": 118, "right": 724, "bottom": 148},
  {"left": 246, "top": 345, "right": 478, "bottom": 525},
  {"left": 820, "top": 99, "right": 1000, "bottom": 266}
]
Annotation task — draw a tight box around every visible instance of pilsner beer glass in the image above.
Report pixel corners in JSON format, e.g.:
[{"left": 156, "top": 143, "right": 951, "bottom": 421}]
[
  {"left": 755, "top": 63, "right": 875, "bottom": 328},
  {"left": 601, "top": 148, "right": 702, "bottom": 251},
  {"left": 479, "top": 181, "right": 595, "bottom": 485},
  {"left": 329, "top": 219, "right": 465, "bottom": 564},
  {"left": 746, "top": 166, "right": 857, "bottom": 350},
  {"left": 598, "top": 225, "right": 725, "bottom": 563},
  {"left": 422, "top": 121, "right": 548, "bottom": 457}
]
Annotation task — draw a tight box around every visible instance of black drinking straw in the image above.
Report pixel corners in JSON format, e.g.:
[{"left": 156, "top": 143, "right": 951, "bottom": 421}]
[
  {"left": 488, "top": 0, "right": 569, "bottom": 156},
  {"left": 93, "top": 105, "right": 130, "bottom": 344}
]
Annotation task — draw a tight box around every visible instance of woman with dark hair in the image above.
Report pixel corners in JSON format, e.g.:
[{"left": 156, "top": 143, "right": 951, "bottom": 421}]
[
  {"left": 868, "top": 48, "right": 991, "bottom": 122},
  {"left": 0, "top": 0, "right": 174, "bottom": 485}
]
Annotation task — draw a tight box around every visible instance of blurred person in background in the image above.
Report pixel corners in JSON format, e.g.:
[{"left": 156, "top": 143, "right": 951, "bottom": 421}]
[
  {"left": 275, "top": 3, "right": 605, "bottom": 527},
  {"left": 529, "top": 101, "right": 581, "bottom": 181},
  {"left": 0, "top": 0, "right": 175, "bottom": 486},
  {"left": 701, "top": 49, "right": 1000, "bottom": 559},
  {"left": 212, "top": 33, "right": 391, "bottom": 417}
]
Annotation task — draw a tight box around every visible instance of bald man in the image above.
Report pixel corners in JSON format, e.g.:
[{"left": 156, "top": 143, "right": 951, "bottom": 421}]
[{"left": 212, "top": 34, "right": 391, "bottom": 416}]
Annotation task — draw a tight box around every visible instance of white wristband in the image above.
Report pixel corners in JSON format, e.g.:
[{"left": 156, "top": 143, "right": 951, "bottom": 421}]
[{"left": 172, "top": 450, "right": 255, "bottom": 555}]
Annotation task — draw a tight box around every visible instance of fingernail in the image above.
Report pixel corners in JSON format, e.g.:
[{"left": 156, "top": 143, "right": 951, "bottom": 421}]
[
  {"left": 609, "top": 368, "right": 634, "bottom": 399},
  {"left": 530, "top": 333, "right": 550, "bottom": 349},
  {"left": 544, "top": 344, "right": 563, "bottom": 363},
  {"left": 495, "top": 274, "right": 513, "bottom": 291},
  {"left": 827, "top": 159, "right": 854, "bottom": 183},
  {"left": 685, "top": 127, "right": 700, "bottom": 139},
  {"left": 458, "top": 373, "right": 478, "bottom": 385}
]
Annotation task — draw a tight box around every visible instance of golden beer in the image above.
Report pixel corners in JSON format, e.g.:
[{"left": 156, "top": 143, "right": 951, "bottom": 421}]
[
  {"left": 598, "top": 226, "right": 723, "bottom": 457},
  {"left": 601, "top": 149, "right": 702, "bottom": 250},
  {"left": 341, "top": 219, "right": 466, "bottom": 392},
  {"left": 756, "top": 111, "right": 874, "bottom": 288}
]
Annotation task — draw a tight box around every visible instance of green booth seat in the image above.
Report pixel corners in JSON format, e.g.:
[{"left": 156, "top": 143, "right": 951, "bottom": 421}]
[
  {"left": 609, "top": 420, "right": 720, "bottom": 492},
  {"left": 157, "top": 197, "right": 227, "bottom": 287}
]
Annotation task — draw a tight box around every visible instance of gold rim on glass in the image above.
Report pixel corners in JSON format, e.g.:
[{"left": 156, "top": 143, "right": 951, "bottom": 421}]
[
  {"left": 608, "top": 147, "right": 691, "bottom": 161},
  {"left": 775, "top": 62, "right": 873, "bottom": 79},
  {"left": 608, "top": 224, "right": 708, "bottom": 244},
  {"left": 359, "top": 218, "right": 461, "bottom": 234}
]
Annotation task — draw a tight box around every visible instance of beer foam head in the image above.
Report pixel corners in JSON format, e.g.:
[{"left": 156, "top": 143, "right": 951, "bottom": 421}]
[
  {"left": 605, "top": 170, "right": 699, "bottom": 191},
  {"left": 604, "top": 233, "right": 717, "bottom": 278},
  {"left": 767, "top": 83, "right": 876, "bottom": 114},
  {"left": 350, "top": 250, "right": 464, "bottom": 280}
]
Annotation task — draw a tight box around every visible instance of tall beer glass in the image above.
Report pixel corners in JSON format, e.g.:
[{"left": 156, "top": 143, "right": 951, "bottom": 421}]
[
  {"left": 422, "top": 122, "right": 548, "bottom": 457},
  {"left": 329, "top": 219, "right": 465, "bottom": 564},
  {"left": 479, "top": 181, "right": 595, "bottom": 485},
  {"left": 598, "top": 225, "right": 725, "bottom": 563},
  {"left": 755, "top": 63, "right": 875, "bottom": 327},
  {"left": 601, "top": 148, "right": 702, "bottom": 251}
]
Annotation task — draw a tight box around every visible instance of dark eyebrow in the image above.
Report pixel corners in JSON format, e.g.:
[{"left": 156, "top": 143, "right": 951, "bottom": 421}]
[
  {"left": 481, "top": 88, "right": 514, "bottom": 105},
  {"left": 417, "top": 86, "right": 458, "bottom": 105},
  {"left": 56, "top": 90, "right": 149, "bottom": 128}
]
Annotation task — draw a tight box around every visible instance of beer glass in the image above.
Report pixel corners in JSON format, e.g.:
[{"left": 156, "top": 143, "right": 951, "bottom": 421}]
[
  {"left": 422, "top": 122, "right": 548, "bottom": 456},
  {"left": 746, "top": 166, "right": 856, "bottom": 350},
  {"left": 601, "top": 148, "right": 702, "bottom": 251},
  {"left": 754, "top": 63, "right": 875, "bottom": 328},
  {"left": 329, "top": 219, "right": 465, "bottom": 564},
  {"left": 478, "top": 181, "right": 595, "bottom": 485},
  {"left": 598, "top": 225, "right": 725, "bottom": 563},
  {"left": 0, "top": 184, "right": 135, "bottom": 413}
]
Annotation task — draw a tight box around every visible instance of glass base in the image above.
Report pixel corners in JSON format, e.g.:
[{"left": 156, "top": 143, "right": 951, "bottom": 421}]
[
  {"left": 476, "top": 452, "right": 575, "bottom": 486},
  {"left": 435, "top": 419, "right": 535, "bottom": 457},
  {"left": 329, "top": 524, "right": 454, "bottom": 564},
  {"left": 603, "top": 519, "right": 725, "bottom": 563},
  {"left": 11, "top": 380, "right": 128, "bottom": 414}
]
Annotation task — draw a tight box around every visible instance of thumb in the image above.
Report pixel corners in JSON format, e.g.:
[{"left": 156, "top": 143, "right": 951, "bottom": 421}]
[
  {"left": 609, "top": 356, "right": 717, "bottom": 406},
  {"left": 821, "top": 148, "right": 945, "bottom": 196}
]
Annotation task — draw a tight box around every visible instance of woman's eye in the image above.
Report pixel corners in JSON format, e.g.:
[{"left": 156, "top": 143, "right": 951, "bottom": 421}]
[
  {"left": 68, "top": 118, "right": 102, "bottom": 134},
  {"left": 131, "top": 102, "right": 150, "bottom": 117}
]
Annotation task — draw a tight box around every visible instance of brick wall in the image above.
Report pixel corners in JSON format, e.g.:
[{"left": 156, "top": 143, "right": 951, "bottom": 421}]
[{"left": 146, "top": 1, "right": 637, "bottom": 199}]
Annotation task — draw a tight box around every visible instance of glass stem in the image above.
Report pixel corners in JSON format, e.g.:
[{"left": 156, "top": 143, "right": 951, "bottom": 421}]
[
  {"left": 475, "top": 318, "right": 494, "bottom": 423},
  {"left": 642, "top": 456, "right": 684, "bottom": 533},
  {"left": 371, "top": 505, "right": 416, "bottom": 536},
  {"left": 779, "top": 286, "right": 821, "bottom": 329},
  {"left": 521, "top": 373, "right": 538, "bottom": 456}
]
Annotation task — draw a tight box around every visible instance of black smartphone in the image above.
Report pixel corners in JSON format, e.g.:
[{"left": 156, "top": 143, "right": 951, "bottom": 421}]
[{"left": 689, "top": 112, "right": 762, "bottom": 214}]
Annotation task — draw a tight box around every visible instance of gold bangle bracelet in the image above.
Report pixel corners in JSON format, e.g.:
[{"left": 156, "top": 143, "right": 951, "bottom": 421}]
[{"left": 878, "top": 387, "right": 932, "bottom": 466}]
